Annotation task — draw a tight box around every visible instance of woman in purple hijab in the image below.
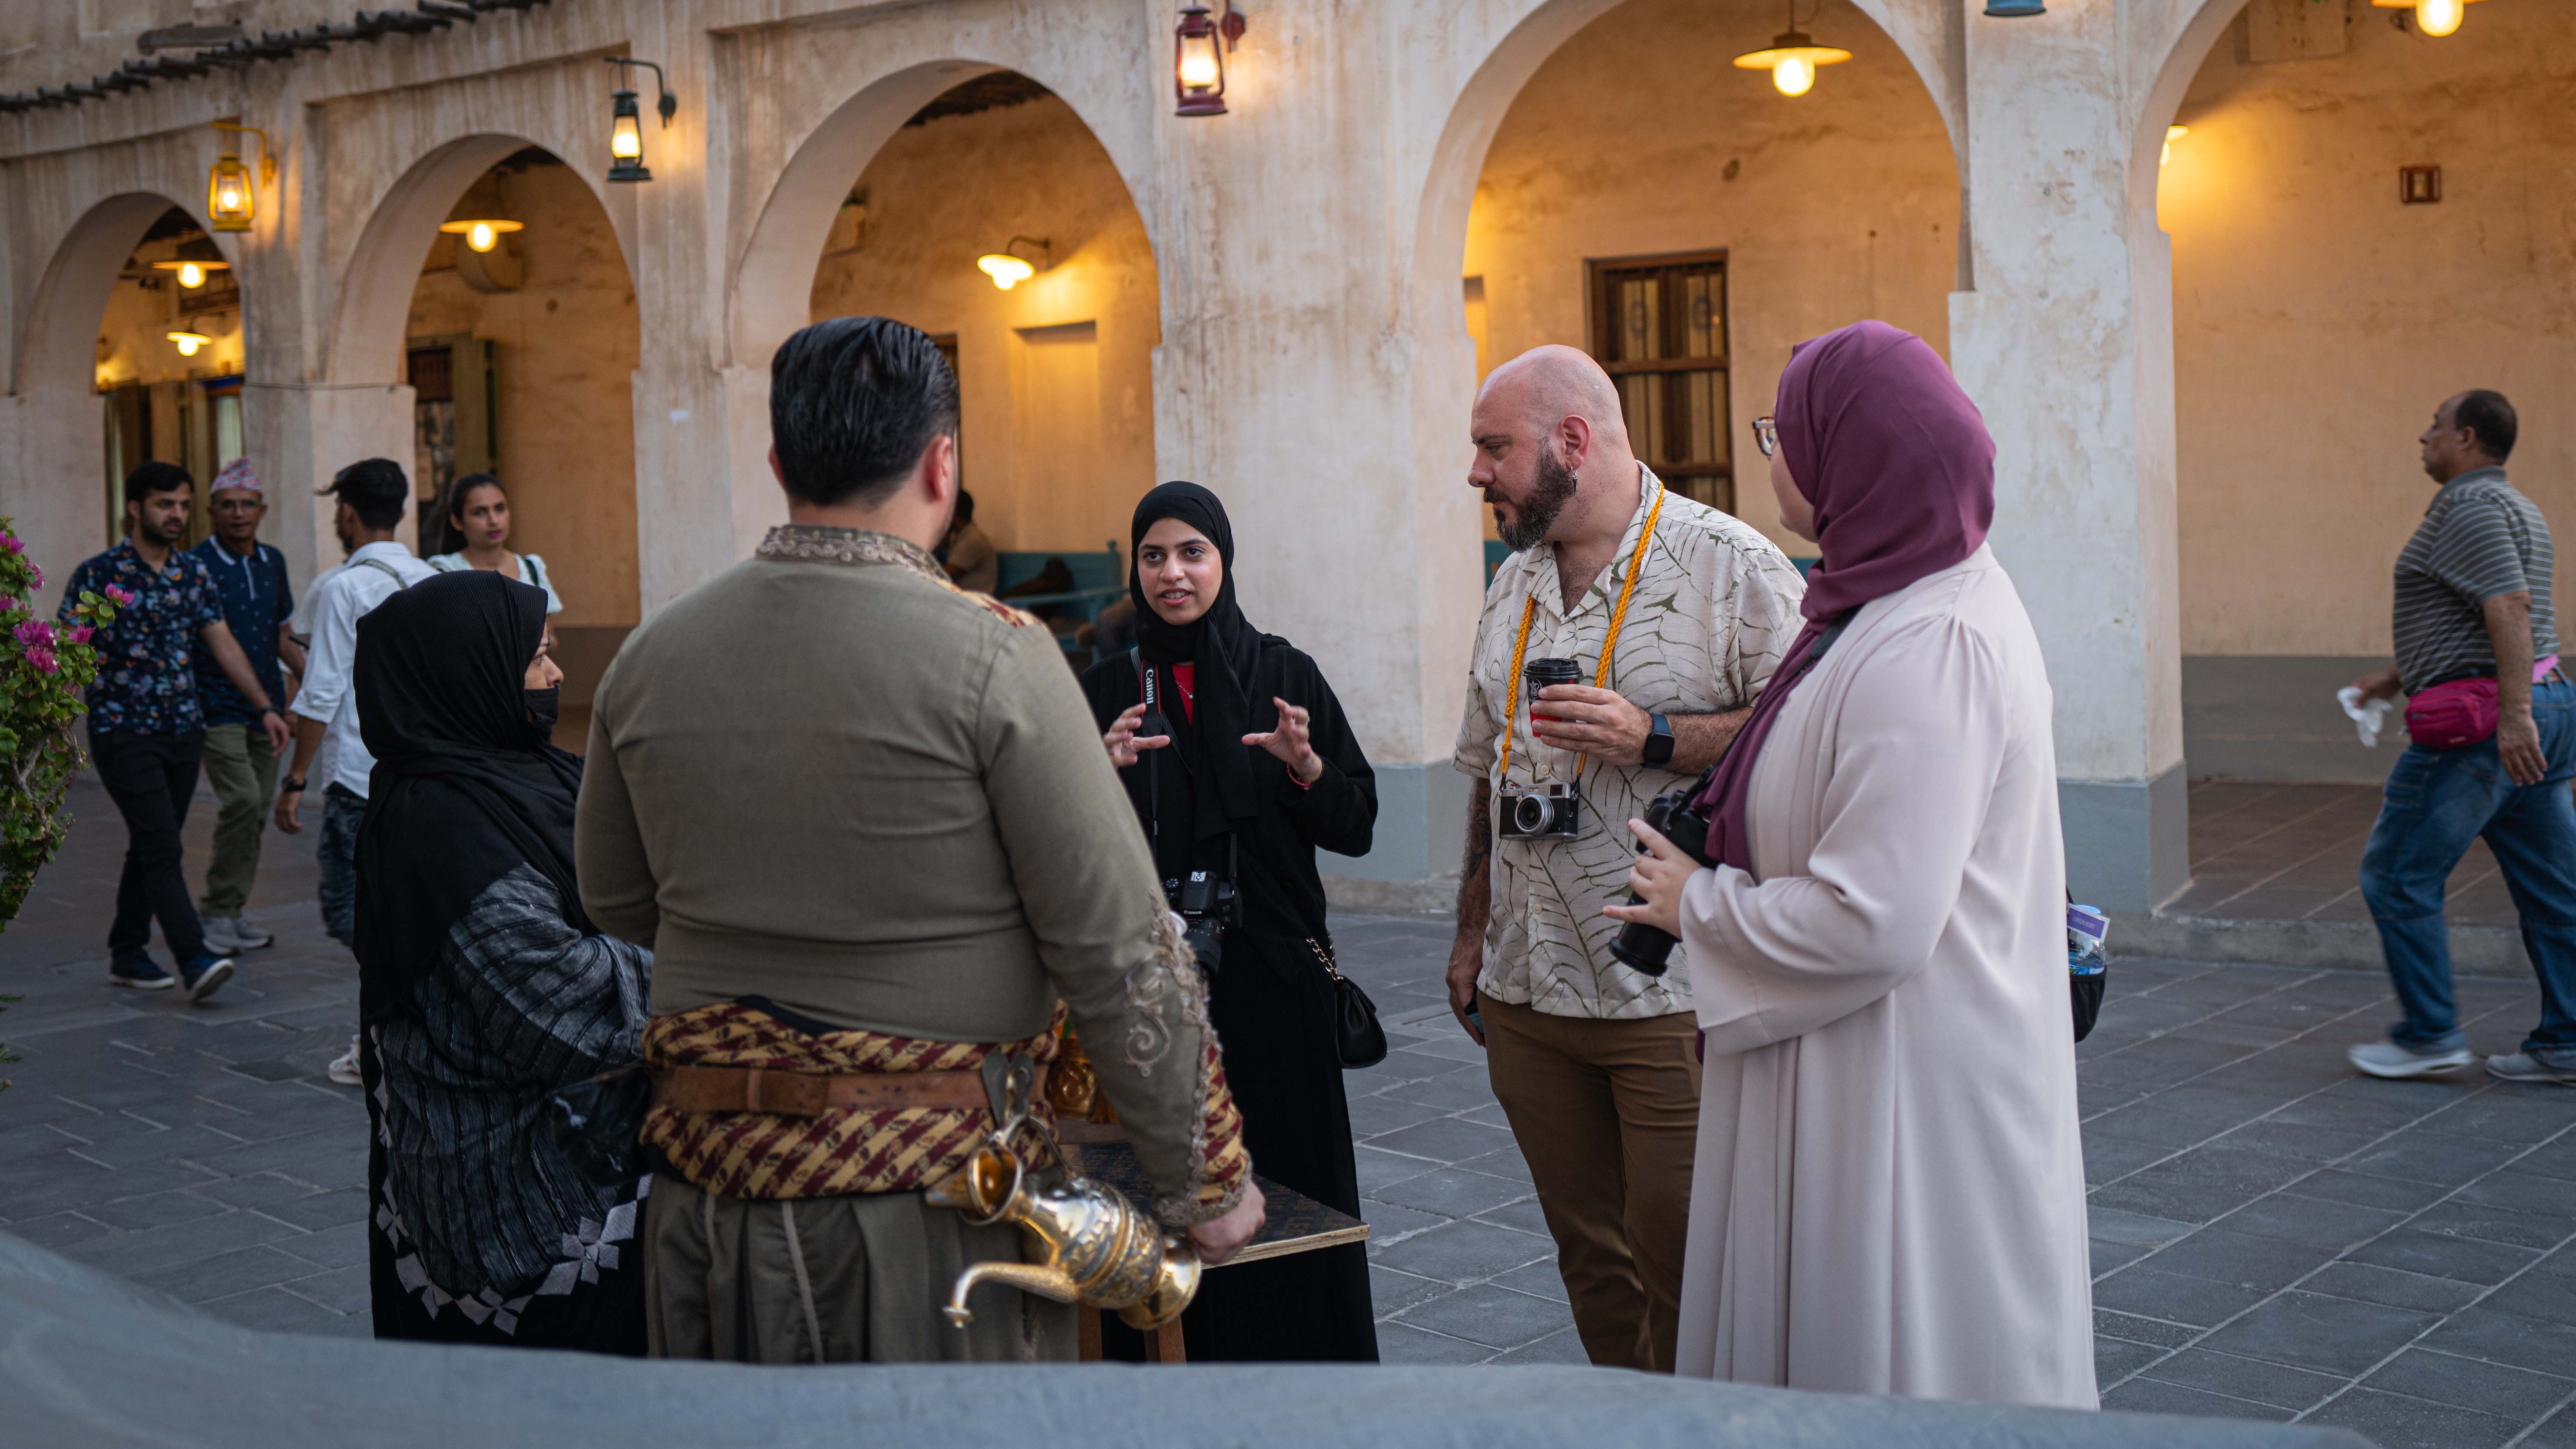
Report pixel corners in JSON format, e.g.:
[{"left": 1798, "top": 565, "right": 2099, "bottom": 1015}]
[{"left": 1605, "top": 321, "right": 2096, "bottom": 1407}]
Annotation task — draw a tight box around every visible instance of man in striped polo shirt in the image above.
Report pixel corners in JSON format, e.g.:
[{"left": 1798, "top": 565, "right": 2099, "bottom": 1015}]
[{"left": 2345, "top": 390, "right": 2576, "bottom": 1085}]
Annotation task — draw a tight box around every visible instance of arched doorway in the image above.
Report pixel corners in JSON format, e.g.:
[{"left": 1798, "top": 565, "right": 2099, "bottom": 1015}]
[
  {"left": 1458, "top": 0, "right": 1960, "bottom": 549},
  {"left": 805, "top": 71, "right": 1158, "bottom": 632},
  {"left": 334, "top": 136, "right": 642, "bottom": 746},
  {"left": 2149, "top": 0, "right": 2574, "bottom": 916},
  {"left": 13, "top": 193, "right": 240, "bottom": 608}
]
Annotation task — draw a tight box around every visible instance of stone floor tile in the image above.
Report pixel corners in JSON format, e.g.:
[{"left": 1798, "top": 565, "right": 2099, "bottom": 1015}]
[
  {"left": 1344, "top": 1093, "right": 1447, "bottom": 1140},
  {"left": 2425, "top": 1307, "right": 2576, "bottom": 1378},
  {"left": 277, "top": 1219, "right": 367, "bottom": 1271},
  {"left": 1489, "top": 1325, "right": 1588, "bottom": 1364},
  {"left": 2300, "top": 1260, "right": 2485, "bottom": 1314},
  {"left": 2279, "top": 1169, "right": 2453, "bottom": 1214},
  {"left": 1359, "top": 1115, "right": 1516, "bottom": 1167},
  {"left": 2091, "top": 1265, "right": 2272, "bottom": 1328},
  {"left": 76, "top": 1188, "right": 232, "bottom": 1232},
  {"left": 1451, "top": 1148, "right": 1537, "bottom": 1186},
  {"left": 1352, "top": 1145, "right": 1433, "bottom": 1197},
  {"left": 2208, "top": 1118, "right": 2383, "bottom": 1165},
  {"left": 277, "top": 1261, "right": 370, "bottom": 1315},
  {"left": 1392, "top": 1282, "right": 1573, "bottom": 1350},
  {"left": 2199, "top": 1290, "right": 2443, "bottom": 1376},
  {"left": 2087, "top": 1174, "right": 2267, "bottom": 1227},
  {"left": 2093, "top": 1335, "right": 2166, "bottom": 1383},
  {"left": 1365, "top": 1265, "right": 1452, "bottom": 1317},
  {"left": 2519, "top": 1140, "right": 2576, "bottom": 1184},
  {"left": 258, "top": 1185, "right": 367, "bottom": 1232},
  {"left": 2093, "top": 1307, "right": 2201, "bottom": 1350},
  {"left": 1354, "top": 1200, "right": 1448, "bottom": 1248},
  {"left": 195, "top": 1284, "right": 361, "bottom": 1337},
  {"left": 2346, "top": 1227, "right": 2540, "bottom": 1286},
  {"left": 2080, "top": 1134, "right": 2175, "bottom": 1185},
  {"left": 2409, "top": 1198, "right": 2575, "bottom": 1252},
  {"left": 2219, "top": 1191, "right": 2409, "bottom": 1251},
  {"left": 1373, "top": 1320, "right": 1494, "bottom": 1365},
  {"left": 58, "top": 1203, "right": 306, "bottom": 1276},
  {"left": 1368, "top": 1167, "right": 1531, "bottom": 1221},
  {"left": 2090, "top": 1205, "right": 2198, "bottom": 1247},
  {"left": 1367, "top": 1218, "right": 1553, "bottom": 1286},
  {"left": 1489, "top": 1259, "right": 1568, "bottom": 1304},
  {"left": 188, "top": 1171, "right": 328, "bottom": 1213},
  {"left": 0, "top": 1211, "right": 112, "bottom": 1250},
  {"left": 2148, "top": 1227, "right": 2338, "bottom": 1295},
  {"left": 2360, "top": 1347, "right": 2576, "bottom": 1420},
  {"left": 0, "top": 1122, "right": 81, "bottom": 1164},
  {"left": 2090, "top": 1240, "right": 2154, "bottom": 1276},
  {"left": 46, "top": 1121, "right": 250, "bottom": 1170},
  {"left": 1376, "top": 1071, "right": 1500, "bottom": 1114},
  {"left": 2479, "top": 1269, "right": 2576, "bottom": 1327},
  {"left": 2342, "top": 1129, "right": 2527, "bottom": 1188},
  {"left": 130, "top": 1243, "right": 322, "bottom": 1304},
  {"left": 1470, "top": 1197, "right": 1551, "bottom": 1237},
  {"left": 2138, "top": 1347, "right": 2346, "bottom": 1411},
  {"left": 2456, "top": 1168, "right": 2576, "bottom": 1221},
  {"left": 2428, "top": 1089, "right": 2576, "bottom": 1143},
  {"left": 2302, "top": 1387, "right": 2524, "bottom": 1449},
  {"left": 2098, "top": 1376, "right": 2293, "bottom": 1422}
]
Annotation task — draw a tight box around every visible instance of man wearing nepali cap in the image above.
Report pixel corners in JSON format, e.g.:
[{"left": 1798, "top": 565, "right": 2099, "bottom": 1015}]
[{"left": 187, "top": 458, "right": 306, "bottom": 956}]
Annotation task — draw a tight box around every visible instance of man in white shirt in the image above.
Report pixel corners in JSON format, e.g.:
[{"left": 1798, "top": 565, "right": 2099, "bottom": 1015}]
[{"left": 272, "top": 459, "right": 437, "bottom": 1085}]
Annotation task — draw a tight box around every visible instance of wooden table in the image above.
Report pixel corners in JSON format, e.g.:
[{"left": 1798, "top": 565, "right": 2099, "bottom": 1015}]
[{"left": 1062, "top": 1136, "right": 1368, "bottom": 1364}]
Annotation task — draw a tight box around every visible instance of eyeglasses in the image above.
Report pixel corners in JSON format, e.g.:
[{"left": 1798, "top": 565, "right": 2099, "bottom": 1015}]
[{"left": 1752, "top": 416, "right": 1778, "bottom": 458}]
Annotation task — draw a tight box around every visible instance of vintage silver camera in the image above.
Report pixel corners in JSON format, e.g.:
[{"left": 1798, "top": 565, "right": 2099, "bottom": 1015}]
[{"left": 1496, "top": 780, "right": 1582, "bottom": 841}]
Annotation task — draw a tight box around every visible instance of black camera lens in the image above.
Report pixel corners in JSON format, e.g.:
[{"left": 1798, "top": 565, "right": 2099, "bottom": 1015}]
[
  {"left": 1512, "top": 792, "right": 1553, "bottom": 834},
  {"left": 1608, "top": 785, "right": 1717, "bottom": 977}
]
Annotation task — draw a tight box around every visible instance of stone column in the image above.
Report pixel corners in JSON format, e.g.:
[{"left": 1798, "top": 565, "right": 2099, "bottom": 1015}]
[{"left": 1950, "top": 2, "right": 2189, "bottom": 914}]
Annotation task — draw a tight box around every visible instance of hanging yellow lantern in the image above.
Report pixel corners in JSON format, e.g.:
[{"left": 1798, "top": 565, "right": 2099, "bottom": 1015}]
[
  {"left": 438, "top": 218, "right": 525, "bottom": 254},
  {"left": 208, "top": 152, "right": 255, "bottom": 232},
  {"left": 168, "top": 331, "right": 212, "bottom": 358},
  {"left": 1733, "top": 3, "right": 1852, "bottom": 99},
  {"left": 2373, "top": 0, "right": 2485, "bottom": 39},
  {"left": 151, "top": 259, "right": 231, "bottom": 288}
]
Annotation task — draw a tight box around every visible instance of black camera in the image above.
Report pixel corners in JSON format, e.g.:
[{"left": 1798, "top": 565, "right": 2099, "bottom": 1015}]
[
  {"left": 1607, "top": 779, "right": 1719, "bottom": 977},
  {"left": 1496, "top": 779, "right": 1582, "bottom": 840},
  {"left": 1165, "top": 869, "right": 1239, "bottom": 976}
]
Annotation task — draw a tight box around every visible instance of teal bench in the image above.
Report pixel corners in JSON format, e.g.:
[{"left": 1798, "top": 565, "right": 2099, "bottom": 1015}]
[{"left": 996, "top": 545, "right": 1125, "bottom": 655}]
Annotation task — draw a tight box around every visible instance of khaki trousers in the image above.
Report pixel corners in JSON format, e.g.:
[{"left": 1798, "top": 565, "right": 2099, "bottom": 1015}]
[
  {"left": 197, "top": 721, "right": 276, "bottom": 919},
  {"left": 1479, "top": 990, "right": 1700, "bottom": 1372}
]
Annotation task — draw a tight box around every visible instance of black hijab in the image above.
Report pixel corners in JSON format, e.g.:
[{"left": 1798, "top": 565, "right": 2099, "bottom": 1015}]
[
  {"left": 352, "top": 570, "right": 585, "bottom": 1023},
  {"left": 1130, "top": 482, "right": 1269, "bottom": 846}
]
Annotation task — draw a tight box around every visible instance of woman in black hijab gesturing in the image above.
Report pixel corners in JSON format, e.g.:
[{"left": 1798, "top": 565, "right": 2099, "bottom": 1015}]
[
  {"left": 353, "top": 569, "right": 651, "bottom": 1353},
  {"left": 1081, "top": 481, "right": 1380, "bottom": 1362}
]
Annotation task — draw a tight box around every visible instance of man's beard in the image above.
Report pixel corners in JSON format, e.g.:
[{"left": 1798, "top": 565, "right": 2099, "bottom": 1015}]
[{"left": 1489, "top": 445, "right": 1579, "bottom": 552}]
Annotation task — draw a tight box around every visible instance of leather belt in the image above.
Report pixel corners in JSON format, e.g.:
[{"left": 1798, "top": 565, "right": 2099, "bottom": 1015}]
[{"left": 652, "top": 1063, "right": 1044, "bottom": 1118}]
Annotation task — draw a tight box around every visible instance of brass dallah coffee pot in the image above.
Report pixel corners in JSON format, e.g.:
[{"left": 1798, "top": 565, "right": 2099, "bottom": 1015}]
[{"left": 931, "top": 1055, "right": 1200, "bottom": 1331}]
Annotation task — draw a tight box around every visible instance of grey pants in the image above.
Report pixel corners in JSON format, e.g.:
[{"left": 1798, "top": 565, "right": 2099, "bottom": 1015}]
[{"left": 641, "top": 1174, "right": 1077, "bottom": 1364}]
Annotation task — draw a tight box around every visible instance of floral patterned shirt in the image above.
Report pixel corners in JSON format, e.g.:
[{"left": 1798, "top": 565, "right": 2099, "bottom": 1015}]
[
  {"left": 59, "top": 540, "right": 225, "bottom": 734},
  {"left": 1453, "top": 466, "right": 1807, "bottom": 1019}
]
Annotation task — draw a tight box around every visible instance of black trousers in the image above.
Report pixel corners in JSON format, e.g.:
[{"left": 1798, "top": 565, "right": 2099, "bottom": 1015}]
[{"left": 89, "top": 728, "right": 207, "bottom": 962}]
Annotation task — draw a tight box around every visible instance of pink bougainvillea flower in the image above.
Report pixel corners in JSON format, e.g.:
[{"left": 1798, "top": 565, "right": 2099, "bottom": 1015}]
[
  {"left": 68, "top": 625, "right": 91, "bottom": 645},
  {"left": 0, "top": 534, "right": 23, "bottom": 553},
  {"left": 13, "top": 620, "right": 55, "bottom": 649},
  {"left": 104, "top": 585, "right": 131, "bottom": 605},
  {"left": 27, "top": 647, "right": 57, "bottom": 675}
]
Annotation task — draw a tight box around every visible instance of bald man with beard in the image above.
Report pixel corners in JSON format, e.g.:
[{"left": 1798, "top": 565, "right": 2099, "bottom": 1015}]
[{"left": 1448, "top": 345, "right": 1806, "bottom": 1371}]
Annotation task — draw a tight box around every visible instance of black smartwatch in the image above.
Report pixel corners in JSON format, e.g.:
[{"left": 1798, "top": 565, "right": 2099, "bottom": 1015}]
[
  {"left": 1642, "top": 712, "right": 1675, "bottom": 767},
  {"left": 281, "top": 777, "right": 307, "bottom": 794}
]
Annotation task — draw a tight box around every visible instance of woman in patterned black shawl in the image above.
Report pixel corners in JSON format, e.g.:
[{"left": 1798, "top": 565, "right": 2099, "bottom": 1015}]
[{"left": 351, "top": 569, "right": 651, "bottom": 1353}]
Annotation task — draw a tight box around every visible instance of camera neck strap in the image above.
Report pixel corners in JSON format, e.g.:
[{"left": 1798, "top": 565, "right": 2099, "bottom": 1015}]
[
  {"left": 1130, "top": 649, "right": 1238, "bottom": 888},
  {"left": 1496, "top": 483, "right": 1667, "bottom": 787}
]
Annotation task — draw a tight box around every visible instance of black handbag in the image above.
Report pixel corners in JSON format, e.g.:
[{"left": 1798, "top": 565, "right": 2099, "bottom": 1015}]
[{"left": 1307, "top": 937, "right": 1387, "bottom": 1069}]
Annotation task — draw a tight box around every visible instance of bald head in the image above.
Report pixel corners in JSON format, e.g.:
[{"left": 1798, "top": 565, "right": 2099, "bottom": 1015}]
[
  {"left": 1477, "top": 344, "right": 1631, "bottom": 454},
  {"left": 1468, "top": 344, "right": 1644, "bottom": 555}
]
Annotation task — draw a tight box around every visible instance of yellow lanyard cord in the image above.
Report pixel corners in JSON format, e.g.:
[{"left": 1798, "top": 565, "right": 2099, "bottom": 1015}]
[{"left": 1495, "top": 484, "right": 1667, "bottom": 787}]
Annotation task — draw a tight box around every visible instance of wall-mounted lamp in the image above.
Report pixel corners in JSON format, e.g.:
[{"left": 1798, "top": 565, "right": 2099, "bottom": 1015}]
[
  {"left": 604, "top": 57, "right": 678, "bottom": 183},
  {"left": 207, "top": 122, "right": 274, "bottom": 233},
  {"left": 2374, "top": 0, "right": 2483, "bottom": 39},
  {"left": 1175, "top": 2, "right": 1246, "bottom": 117},
  {"left": 151, "top": 258, "right": 230, "bottom": 289},
  {"left": 977, "top": 237, "right": 1051, "bottom": 291},
  {"left": 1734, "top": 3, "right": 1852, "bottom": 98},
  {"left": 168, "top": 331, "right": 212, "bottom": 357},
  {"left": 439, "top": 218, "right": 524, "bottom": 254},
  {"left": 1982, "top": 0, "right": 2045, "bottom": 15},
  {"left": 2161, "top": 124, "right": 2189, "bottom": 166}
]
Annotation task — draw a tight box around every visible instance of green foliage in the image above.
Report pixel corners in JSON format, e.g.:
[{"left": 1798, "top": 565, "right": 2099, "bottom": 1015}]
[{"left": 0, "top": 519, "right": 114, "bottom": 928}]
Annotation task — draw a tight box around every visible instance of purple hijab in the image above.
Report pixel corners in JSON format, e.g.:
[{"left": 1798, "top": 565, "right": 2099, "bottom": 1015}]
[{"left": 1693, "top": 320, "right": 1996, "bottom": 870}]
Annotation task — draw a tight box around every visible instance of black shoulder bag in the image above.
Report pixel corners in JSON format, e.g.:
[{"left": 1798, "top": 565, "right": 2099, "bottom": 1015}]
[{"left": 1307, "top": 937, "right": 1387, "bottom": 1069}]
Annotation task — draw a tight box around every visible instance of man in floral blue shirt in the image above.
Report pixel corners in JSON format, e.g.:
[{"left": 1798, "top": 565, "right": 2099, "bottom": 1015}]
[{"left": 60, "top": 462, "right": 293, "bottom": 999}]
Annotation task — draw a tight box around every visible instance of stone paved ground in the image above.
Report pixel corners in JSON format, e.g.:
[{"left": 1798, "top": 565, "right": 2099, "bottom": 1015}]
[{"left": 5, "top": 778, "right": 2576, "bottom": 1446}]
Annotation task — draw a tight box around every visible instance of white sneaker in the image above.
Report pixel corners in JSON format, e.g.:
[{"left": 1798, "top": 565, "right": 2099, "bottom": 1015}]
[
  {"left": 219, "top": 916, "right": 273, "bottom": 950},
  {"left": 327, "top": 1035, "right": 363, "bottom": 1088},
  {"left": 2487, "top": 1052, "right": 2576, "bottom": 1085},
  {"left": 199, "top": 917, "right": 239, "bottom": 956},
  {"left": 2348, "top": 1040, "right": 2474, "bottom": 1079}
]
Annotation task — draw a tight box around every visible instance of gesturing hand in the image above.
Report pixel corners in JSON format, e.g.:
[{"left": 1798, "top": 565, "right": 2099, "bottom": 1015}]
[
  {"left": 1601, "top": 817, "right": 1695, "bottom": 938},
  {"left": 1243, "top": 696, "right": 1324, "bottom": 785},
  {"left": 1103, "top": 703, "right": 1172, "bottom": 768}
]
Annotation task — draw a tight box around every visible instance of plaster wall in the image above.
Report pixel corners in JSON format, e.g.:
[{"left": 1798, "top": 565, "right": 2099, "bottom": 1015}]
[
  {"left": 403, "top": 161, "right": 642, "bottom": 629},
  {"left": 2164, "top": 0, "right": 2576, "bottom": 659},
  {"left": 1463, "top": 0, "right": 1958, "bottom": 552},
  {"left": 806, "top": 93, "right": 1158, "bottom": 559}
]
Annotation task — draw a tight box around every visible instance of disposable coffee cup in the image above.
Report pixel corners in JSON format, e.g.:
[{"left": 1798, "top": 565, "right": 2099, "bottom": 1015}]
[{"left": 1525, "top": 658, "right": 1581, "bottom": 726}]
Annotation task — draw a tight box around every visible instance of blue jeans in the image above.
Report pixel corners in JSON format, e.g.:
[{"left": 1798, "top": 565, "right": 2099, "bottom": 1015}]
[
  {"left": 318, "top": 784, "right": 367, "bottom": 949},
  {"left": 2360, "top": 678, "right": 2576, "bottom": 1063}
]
